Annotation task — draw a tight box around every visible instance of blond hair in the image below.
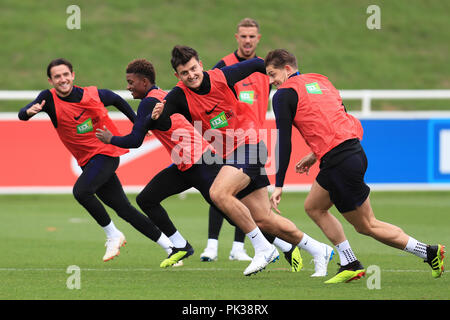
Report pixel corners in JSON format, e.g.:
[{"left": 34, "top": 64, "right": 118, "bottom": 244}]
[{"left": 237, "top": 18, "right": 259, "bottom": 32}]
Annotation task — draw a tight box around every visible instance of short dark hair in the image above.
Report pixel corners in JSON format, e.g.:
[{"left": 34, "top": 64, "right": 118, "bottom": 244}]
[
  {"left": 47, "top": 58, "right": 73, "bottom": 78},
  {"left": 171, "top": 45, "right": 199, "bottom": 71},
  {"left": 126, "top": 59, "right": 156, "bottom": 84},
  {"left": 264, "top": 49, "right": 298, "bottom": 69}
]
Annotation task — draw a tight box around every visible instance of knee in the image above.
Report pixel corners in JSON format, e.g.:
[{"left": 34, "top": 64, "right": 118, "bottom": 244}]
[
  {"left": 304, "top": 201, "right": 324, "bottom": 219},
  {"left": 303, "top": 202, "right": 314, "bottom": 217},
  {"left": 72, "top": 185, "right": 93, "bottom": 203},
  {"left": 136, "top": 192, "right": 146, "bottom": 209},
  {"left": 136, "top": 190, "right": 159, "bottom": 210},
  {"left": 209, "top": 186, "right": 227, "bottom": 206}
]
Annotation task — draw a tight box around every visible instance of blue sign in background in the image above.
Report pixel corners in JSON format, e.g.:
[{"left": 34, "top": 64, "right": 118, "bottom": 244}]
[
  {"left": 360, "top": 118, "right": 450, "bottom": 184},
  {"left": 428, "top": 119, "right": 450, "bottom": 183}
]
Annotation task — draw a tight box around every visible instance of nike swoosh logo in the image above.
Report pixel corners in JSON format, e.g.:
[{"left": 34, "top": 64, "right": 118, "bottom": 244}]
[
  {"left": 264, "top": 247, "right": 277, "bottom": 263},
  {"left": 242, "top": 82, "right": 255, "bottom": 87},
  {"left": 74, "top": 109, "right": 86, "bottom": 120},
  {"left": 264, "top": 252, "right": 274, "bottom": 263},
  {"left": 205, "top": 103, "right": 219, "bottom": 115}
]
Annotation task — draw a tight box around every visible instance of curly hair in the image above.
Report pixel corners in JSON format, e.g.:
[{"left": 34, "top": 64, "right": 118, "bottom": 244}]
[{"left": 126, "top": 59, "right": 156, "bottom": 84}]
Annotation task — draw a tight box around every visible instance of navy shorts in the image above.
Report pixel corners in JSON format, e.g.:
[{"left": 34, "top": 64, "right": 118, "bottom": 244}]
[
  {"left": 224, "top": 141, "right": 270, "bottom": 198},
  {"left": 183, "top": 157, "right": 222, "bottom": 204},
  {"left": 316, "top": 148, "right": 371, "bottom": 213}
]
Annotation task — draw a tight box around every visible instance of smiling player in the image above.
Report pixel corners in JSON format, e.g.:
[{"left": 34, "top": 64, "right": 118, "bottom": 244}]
[{"left": 18, "top": 58, "right": 175, "bottom": 262}]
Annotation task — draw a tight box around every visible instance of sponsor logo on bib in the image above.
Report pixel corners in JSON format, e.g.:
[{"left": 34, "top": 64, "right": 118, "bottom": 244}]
[
  {"left": 76, "top": 118, "right": 93, "bottom": 134},
  {"left": 305, "top": 82, "right": 323, "bottom": 94},
  {"left": 209, "top": 111, "right": 229, "bottom": 129},
  {"left": 239, "top": 91, "right": 255, "bottom": 104}
]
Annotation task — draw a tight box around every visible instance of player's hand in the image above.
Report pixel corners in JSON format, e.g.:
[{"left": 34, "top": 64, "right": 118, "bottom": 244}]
[
  {"left": 26, "top": 100, "right": 45, "bottom": 117},
  {"left": 95, "top": 125, "right": 113, "bottom": 144},
  {"left": 151, "top": 100, "right": 165, "bottom": 120},
  {"left": 295, "top": 152, "right": 317, "bottom": 175},
  {"left": 270, "top": 187, "right": 283, "bottom": 214}
]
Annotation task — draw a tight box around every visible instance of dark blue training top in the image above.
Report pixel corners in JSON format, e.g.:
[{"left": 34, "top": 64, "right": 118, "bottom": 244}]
[{"left": 272, "top": 87, "right": 298, "bottom": 187}]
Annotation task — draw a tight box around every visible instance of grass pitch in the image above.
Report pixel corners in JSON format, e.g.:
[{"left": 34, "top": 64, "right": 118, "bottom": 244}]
[{"left": 0, "top": 192, "right": 448, "bottom": 300}]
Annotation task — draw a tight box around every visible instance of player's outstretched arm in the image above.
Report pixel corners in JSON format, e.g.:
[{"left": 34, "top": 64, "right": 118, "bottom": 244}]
[
  {"left": 99, "top": 89, "right": 137, "bottom": 123},
  {"left": 221, "top": 57, "right": 265, "bottom": 87},
  {"left": 25, "top": 100, "right": 46, "bottom": 118}
]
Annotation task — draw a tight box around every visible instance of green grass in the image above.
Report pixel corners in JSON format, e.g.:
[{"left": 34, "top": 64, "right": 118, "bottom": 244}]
[
  {"left": 0, "top": 192, "right": 448, "bottom": 300},
  {"left": 1, "top": 0, "right": 450, "bottom": 112}
]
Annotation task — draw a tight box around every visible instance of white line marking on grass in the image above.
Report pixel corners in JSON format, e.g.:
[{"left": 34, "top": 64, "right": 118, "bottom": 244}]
[{"left": 0, "top": 267, "right": 429, "bottom": 273}]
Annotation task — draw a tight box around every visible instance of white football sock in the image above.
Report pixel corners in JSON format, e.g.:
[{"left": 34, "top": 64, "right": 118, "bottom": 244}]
[
  {"left": 231, "top": 241, "right": 244, "bottom": 252},
  {"left": 206, "top": 238, "right": 219, "bottom": 251},
  {"left": 297, "top": 233, "right": 324, "bottom": 257},
  {"left": 335, "top": 240, "right": 357, "bottom": 266},
  {"left": 246, "top": 227, "right": 272, "bottom": 253},
  {"left": 404, "top": 237, "right": 427, "bottom": 259},
  {"left": 157, "top": 233, "right": 173, "bottom": 254},
  {"left": 168, "top": 231, "right": 187, "bottom": 248},
  {"left": 103, "top": 221, "right": 122, "bottom": 238},
  {"left": 273, "top": 237, "right": 293, "bottom": 253}
]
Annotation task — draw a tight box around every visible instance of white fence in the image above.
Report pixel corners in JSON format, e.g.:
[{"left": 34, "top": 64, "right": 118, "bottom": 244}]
[
  {"left": 339, "top": 90, "right": 450, "bottom": 115},
  {"left": 2, "top": 89, "right": 450, "bottom": 115},
  {"left": 3, "top": 89, "right": 450, "bottom": 193}
]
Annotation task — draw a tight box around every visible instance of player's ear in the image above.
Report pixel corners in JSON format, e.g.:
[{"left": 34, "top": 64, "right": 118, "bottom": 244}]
[
  {"left": 174, "top": 71, "right": 181, "bottom": 80},
  {"left": 284, "top": 64, "right": 293, "bottom": 74}
]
